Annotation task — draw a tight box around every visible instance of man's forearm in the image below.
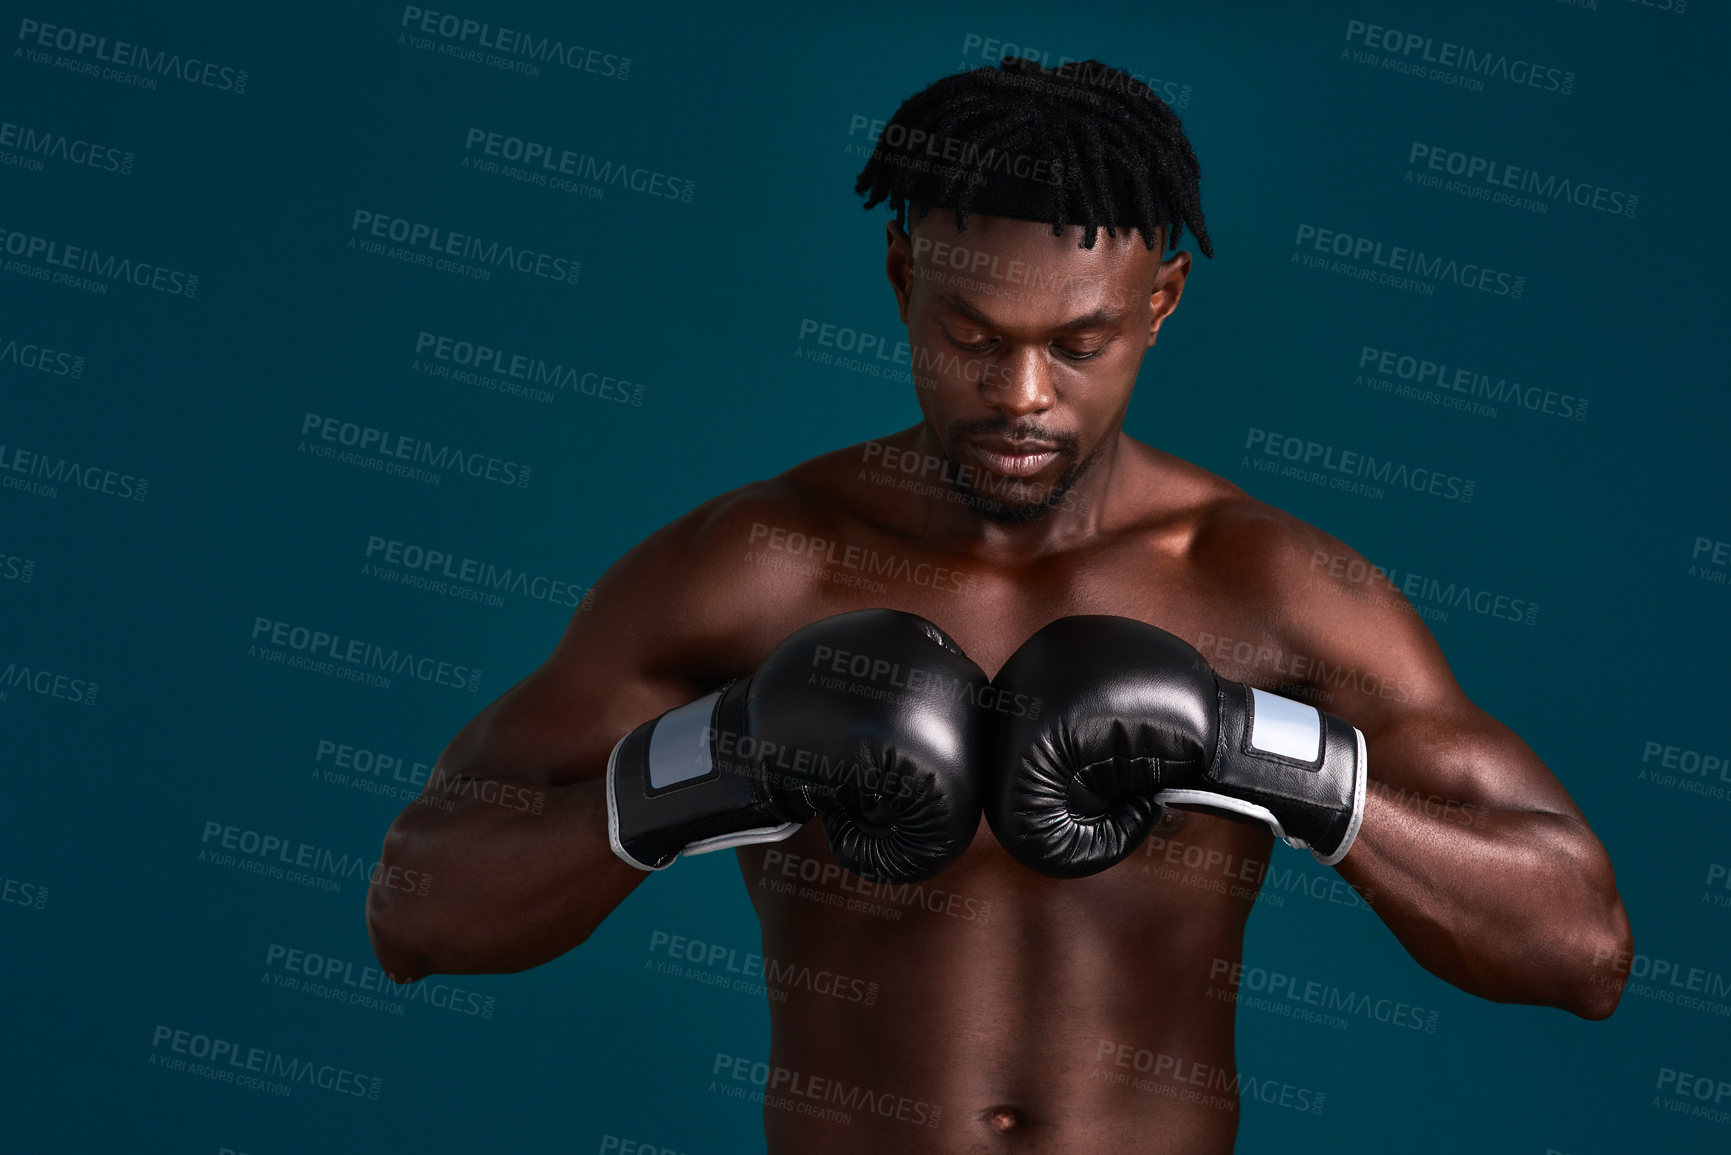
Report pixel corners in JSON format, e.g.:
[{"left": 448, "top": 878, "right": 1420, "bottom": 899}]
[
  {"left": 1334, "top": 785, "right": 1632, "bottom": 1019},
  {"left": 365, "top": 775, "right": 648, "bottom": 981}
]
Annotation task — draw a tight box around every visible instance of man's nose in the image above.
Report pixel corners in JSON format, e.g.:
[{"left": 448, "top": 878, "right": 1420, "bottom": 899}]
[{"left": 980, "top": 349, "right": 1053, "bottom": 417}]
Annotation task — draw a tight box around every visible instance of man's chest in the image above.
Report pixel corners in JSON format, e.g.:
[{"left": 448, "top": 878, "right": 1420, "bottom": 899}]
[{"left": 766, "top": 527, "right": 1287, "bottom": 686}]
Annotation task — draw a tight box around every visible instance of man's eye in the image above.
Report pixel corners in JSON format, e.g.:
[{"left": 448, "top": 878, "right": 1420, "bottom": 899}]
[
  {"left": 947, "top": 335, "right": 1102, "bottom": 359},
  {"left": 1054, "top": 345, "right": 1103, "bottom": 361}
]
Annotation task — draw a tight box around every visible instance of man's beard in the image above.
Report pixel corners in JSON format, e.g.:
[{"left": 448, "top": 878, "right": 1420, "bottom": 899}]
[{"left": 941, "top": 417, "right": 1102, "bottom": 526}]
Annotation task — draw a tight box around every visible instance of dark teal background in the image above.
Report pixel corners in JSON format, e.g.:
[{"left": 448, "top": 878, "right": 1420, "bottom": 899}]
[{"left": 3, "top": 1, "right": 1727, "bottom": 1151}]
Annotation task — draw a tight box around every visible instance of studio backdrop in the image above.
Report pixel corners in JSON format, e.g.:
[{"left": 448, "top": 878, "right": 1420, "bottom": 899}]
[{"left": 2, "top": 1, "right": 1726, "bottom": 1152}]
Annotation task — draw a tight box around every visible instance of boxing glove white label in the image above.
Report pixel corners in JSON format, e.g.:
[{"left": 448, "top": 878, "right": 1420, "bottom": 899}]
[
  {"left": 1247, "top": 688, "right": 1322, "bottom": 764},
  {"left": 647, "top": 689, "right": 723, "bottom": 790}
]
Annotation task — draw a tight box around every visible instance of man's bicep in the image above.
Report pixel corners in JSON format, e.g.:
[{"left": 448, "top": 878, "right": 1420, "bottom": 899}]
[
  {"left": 425, "top": 481, "right": 827, "bottom": 792},
  {"left": 1266, "top": 521, "right": 1582, "bottom": 817},
  {"left": 435, "top": 652, "right": 702, "bottom": 791},
  {"left": 432, "top": 524, "right": 732, "bottom": 790},
  {"left": 1355, "top": 697, "right": 1583, "bottom": 820}
]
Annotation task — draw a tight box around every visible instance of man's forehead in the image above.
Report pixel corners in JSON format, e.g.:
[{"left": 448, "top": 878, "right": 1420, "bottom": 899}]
[
  {"left": 932, "top": 284, "right": 1131, "bottom": 329},
  {"left": 906, "top": 209, "right": 1160, "bottom": 304},
  {"left": 906, "top": 211, "right": 1152, "bottom": 316}
]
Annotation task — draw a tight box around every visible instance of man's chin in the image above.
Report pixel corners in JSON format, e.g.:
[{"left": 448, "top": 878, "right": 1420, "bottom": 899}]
[
  {"left": 951, "top": 482, "right": 1069, "bottom": 526},
  {"left": 939, "top": 438, "right": 1100, "bottom": 525}
]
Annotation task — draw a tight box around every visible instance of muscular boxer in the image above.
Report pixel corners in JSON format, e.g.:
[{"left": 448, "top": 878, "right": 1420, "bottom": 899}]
[{"left": 366, "top": 56, "right": 1631, "bottom": 1154}]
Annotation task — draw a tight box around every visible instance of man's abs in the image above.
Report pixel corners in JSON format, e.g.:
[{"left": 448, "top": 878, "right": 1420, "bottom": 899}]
[{"left": 737, "top": 808, "right": 1263, "bottom": 1155}]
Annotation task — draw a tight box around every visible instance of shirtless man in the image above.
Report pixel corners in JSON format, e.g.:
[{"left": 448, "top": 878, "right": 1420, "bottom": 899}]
[{"left": 365, "top": 56, "right": 1631, "bottom": 1153}]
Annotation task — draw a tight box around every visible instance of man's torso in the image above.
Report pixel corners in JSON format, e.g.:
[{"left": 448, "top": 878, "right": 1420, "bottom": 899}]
[{"left": 667, "top": 430, "right": 1324, "bottom": 1152}]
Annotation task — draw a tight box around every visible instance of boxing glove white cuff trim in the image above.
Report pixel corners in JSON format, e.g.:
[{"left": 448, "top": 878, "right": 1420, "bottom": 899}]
[
  {"left": 679, "top": 821, "right": 801, "bottom": 859},
  {"left": 1311, "top": 727, "right": 1368, "bottom": 867},
  {"left": 604, "top": 735, "right": 661, "bottom": 871},
  {"left": 1151, "top": 789, "right": 1291, "bottom": 843}
]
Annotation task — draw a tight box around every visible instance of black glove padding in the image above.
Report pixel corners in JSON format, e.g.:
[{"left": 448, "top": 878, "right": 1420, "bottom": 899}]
[
  {"left": 609, "top": 608, "right": 989, "bottom": 883},
  {"left": 985, "top": 615, "right": 1366, "bottom": 878}
]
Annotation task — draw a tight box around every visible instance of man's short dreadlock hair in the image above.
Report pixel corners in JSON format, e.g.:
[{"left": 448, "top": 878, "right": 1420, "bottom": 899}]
[{"left": 853, "top": 56, "right": 1211, "bottom": 257}]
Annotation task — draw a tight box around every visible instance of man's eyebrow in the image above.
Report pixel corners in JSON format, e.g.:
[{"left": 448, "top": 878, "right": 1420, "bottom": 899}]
[{"left": 935, "top": 293, "right": 1128, "bottom": 333}]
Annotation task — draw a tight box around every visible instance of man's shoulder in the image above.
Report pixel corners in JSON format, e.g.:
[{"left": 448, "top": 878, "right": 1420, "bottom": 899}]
[
  {"left": 1122, "top": 444, "right": 1299, "bottom": 564},
  {"left": 623, "top": 478, "right": 827, "bottom": 589},
  {"left": 613, "top": 448, "right": 883, "bottom": 607},
  {"left": 608, "top": 431, "right": 909, "bottom": 596},
  {"left": 1154, "top": 457, "right": 1383, "bottom": 616},
  {"left": 1188, "top": 486, "right": 1356, "bottom": 601},
  {"left": 1183, "top": 481, "right": 1446, "bottom": 687},
  {"left": 668, "top": 446, "right": 875, "bottom": 554},
  {"left": 1191, "top": 489, "right": 1324, "bottom": 565},
  {"left": 572, "top": 473, "right": 848, "bottom": 679}
]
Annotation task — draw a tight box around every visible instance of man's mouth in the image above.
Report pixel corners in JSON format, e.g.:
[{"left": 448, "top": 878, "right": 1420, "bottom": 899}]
[{"left": 966, "top": 438, "right": 1062, "bottom": 479}]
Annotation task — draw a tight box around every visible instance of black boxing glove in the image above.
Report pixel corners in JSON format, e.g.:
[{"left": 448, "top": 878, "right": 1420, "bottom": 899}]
[
  {"left": 607, "top": 609, "right": 988, "bottom": 884},
  {"left": 986, "top": 615, "right": 1367, "bottom": 878}
]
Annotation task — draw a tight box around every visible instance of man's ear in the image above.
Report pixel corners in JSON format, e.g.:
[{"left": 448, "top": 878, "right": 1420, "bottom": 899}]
[
  {"left": 886, "top": 219, "right": 914, "bottom": 325},
  {"left": 1148, "top": 249, "right": 1192, "bottom": 346}
]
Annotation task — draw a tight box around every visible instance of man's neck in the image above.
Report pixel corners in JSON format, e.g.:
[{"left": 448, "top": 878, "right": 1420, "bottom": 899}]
[{"left": 906, "top": 424, "right": 1136, "bottom": 560}]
